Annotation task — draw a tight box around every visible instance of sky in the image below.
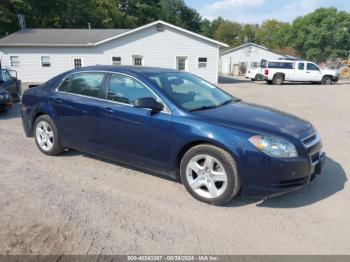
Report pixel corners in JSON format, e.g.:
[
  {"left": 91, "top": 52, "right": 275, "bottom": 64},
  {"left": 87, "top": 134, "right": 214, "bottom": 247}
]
[{"left": 184, "top": 0, "right": 350, "bottom": 24}]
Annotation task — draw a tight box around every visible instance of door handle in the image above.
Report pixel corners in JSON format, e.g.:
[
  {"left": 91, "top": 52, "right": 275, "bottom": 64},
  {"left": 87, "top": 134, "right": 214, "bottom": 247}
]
[
  {"left": 306, "top": 71, "right": 310, "bottom": 73},
  {"left": 104, "top": 107, "right": 114, "bottom": 114}
]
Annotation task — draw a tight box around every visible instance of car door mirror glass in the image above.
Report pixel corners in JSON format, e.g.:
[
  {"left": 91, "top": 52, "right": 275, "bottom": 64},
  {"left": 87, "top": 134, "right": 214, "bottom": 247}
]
[{"left": 133, "top": 97, "right": 164, "bottom": 112}]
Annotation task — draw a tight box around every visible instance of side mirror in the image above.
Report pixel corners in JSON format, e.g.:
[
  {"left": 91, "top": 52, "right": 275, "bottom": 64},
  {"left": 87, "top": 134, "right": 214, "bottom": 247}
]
[{"left": 133, "top": 97, "right": 164, "bottom": 112}]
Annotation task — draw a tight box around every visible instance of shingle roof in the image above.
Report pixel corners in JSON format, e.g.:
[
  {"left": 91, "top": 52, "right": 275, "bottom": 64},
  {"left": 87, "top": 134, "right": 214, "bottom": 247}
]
[
  {"left": 0, "top": 21, "right": 228, "bottom": 48},
  {"left": 0, "top": 28, "right": 131, "bottom": 46}
]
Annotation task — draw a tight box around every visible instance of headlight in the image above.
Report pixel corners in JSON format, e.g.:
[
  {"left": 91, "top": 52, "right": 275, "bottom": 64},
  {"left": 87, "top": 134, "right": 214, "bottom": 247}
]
[
  {"left": 0, "top": 94, "right": 4, "bottom": 99},
  {"left": 249, "top": 135, "right": 298, "bottom": 158}
]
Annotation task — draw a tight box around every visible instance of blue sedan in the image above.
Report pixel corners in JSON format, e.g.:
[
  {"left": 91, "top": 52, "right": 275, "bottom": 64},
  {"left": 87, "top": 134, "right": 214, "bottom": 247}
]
[{"left": 21, "top": 66, "right": 325, "bottom": 205}]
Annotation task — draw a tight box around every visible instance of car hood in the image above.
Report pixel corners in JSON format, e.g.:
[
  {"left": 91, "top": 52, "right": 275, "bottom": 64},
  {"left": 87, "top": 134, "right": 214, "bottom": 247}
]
[
  {"left": 192, "top": 101, "right": 312, "bottom": 137},
  {"left": 321, "top": 68, "right": 338, "bottom": 76},
  {"left": 0, "top": 87, "right": 9, "bottom": 94}
]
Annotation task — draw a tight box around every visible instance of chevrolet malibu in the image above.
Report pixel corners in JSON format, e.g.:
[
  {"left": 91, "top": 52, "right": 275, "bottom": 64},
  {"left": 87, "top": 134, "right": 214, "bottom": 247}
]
[{"left": 21, "top": 66, "right": 325, "bottom": 205}]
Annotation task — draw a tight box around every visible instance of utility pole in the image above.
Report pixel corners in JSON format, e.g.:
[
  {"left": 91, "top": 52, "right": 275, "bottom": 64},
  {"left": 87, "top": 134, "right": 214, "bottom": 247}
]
[{"left": 17, "top": 14, "right": 26, "bottom": 31}]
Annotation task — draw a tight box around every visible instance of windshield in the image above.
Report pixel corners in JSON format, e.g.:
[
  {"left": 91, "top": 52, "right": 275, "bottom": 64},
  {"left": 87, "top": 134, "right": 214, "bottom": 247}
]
[{"left": 144, "top": 71, "right": 238, "bottom": 111}]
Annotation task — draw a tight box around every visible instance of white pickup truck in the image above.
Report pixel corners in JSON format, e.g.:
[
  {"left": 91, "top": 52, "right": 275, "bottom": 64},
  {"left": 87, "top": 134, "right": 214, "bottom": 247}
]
[{"left": 261, "top": 59, "right": 339, "bottom": 85}]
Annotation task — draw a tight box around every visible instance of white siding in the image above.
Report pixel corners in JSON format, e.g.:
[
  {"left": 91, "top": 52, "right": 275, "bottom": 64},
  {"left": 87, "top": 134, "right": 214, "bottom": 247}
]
[
  {"left": 220, "top": 44, "right": 284, "bottom": 75},
  {"left": 0, "top": 25, "right": 220, "bottom": 83}
]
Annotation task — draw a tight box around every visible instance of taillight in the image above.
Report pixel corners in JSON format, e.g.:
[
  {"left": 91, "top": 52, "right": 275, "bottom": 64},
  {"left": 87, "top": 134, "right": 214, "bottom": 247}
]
[{"left": 264, "top": 69, "right": 269, "bottom": 76}]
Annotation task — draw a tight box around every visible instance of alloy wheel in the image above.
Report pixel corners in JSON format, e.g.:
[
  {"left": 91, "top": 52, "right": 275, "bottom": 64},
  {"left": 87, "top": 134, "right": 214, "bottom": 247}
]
[
  {"left": 186, "top": 154, "right": 228, "bottom": 199},
  {"left": 36, "top": 121, "right": 54, "bottom": 151}
]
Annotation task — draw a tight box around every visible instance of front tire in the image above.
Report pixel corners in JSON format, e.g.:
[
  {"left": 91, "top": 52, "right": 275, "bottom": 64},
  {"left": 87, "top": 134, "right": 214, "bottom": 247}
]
[
  {"left": 34, "top": 115, "right": 64, "bottom": 156},
  {"left": 180, "top": 144, "right": 241, "bottom": 206},
  {"left": 321, "top": 76, "right": 332, "bottom": 85}
]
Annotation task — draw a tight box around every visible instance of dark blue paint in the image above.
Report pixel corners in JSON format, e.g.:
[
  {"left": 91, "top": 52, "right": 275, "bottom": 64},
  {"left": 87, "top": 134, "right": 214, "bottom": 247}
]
[{"left": 21, "top": 66, "right": 324, "bottom": 197}]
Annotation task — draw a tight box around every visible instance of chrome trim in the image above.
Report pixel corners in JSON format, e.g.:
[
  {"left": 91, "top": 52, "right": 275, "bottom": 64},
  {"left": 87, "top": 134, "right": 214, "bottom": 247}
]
[
  {"left": 54, "top": 70, "right": 171, "bottom": 114},
  {"left": 302, "top": 132, "right": 321, "bottom": 149}
]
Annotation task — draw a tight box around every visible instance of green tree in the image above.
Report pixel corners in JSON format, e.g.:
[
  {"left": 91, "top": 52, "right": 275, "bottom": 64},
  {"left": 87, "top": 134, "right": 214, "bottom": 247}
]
[
  {"left": 256, "top": 19, "right": 291, "bottom": 49},
  {"left": 291, "top": 8, "right": 350, "bottom": 62},
  {"left": 213, "top": 21, "right": 242, "bottom": 46},
  {"left": 160, "top": 0, "right": 202, "bottom": 32}
]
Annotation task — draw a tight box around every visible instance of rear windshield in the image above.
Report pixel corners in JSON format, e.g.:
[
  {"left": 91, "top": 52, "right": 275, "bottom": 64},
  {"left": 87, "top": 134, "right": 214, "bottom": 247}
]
[{"left": 268, "top": 62, "right": 294, "bottom": 69}]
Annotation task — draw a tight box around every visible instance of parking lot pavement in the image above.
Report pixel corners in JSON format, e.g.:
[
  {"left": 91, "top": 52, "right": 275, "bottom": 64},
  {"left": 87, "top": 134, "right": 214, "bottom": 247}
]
[{"left": 0, "top": 80, "right": 349, "bottom": 255}]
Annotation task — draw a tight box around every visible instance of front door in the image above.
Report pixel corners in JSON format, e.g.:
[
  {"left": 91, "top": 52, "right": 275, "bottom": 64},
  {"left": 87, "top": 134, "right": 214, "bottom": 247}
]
[
  {"left": 0, "top": 69, "right": 17, "bottom": 96},
  {"left": 49, "top": 72, "right": 107, "bottom": 151},
  {"left": 98, "top": 73, "right": 173, "bottom": 171},
  {"left": 306, "top": 63, "right": 323, "bottom": 82}
]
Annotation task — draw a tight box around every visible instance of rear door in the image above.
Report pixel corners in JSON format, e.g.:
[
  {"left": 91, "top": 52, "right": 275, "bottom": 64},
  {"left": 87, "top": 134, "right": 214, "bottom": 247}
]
[
  {"left": 293, "top": 62, "right": 308, "bottom": 81},
  {"left": 0, "top": 69, "right": 17, "bottom": 96},
  {"left": 49, "top": 72, "right": 107, "bottom": 151}
]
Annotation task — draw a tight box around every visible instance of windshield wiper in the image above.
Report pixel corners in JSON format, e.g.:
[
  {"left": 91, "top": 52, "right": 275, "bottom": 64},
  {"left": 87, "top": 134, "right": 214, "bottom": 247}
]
[{"left": 189, "top": 105, "right": 218, "bottom": 112}]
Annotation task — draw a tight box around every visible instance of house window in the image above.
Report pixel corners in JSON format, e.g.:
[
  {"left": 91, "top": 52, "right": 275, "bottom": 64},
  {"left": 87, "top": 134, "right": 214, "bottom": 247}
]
[
  {"left": 41, "top": 56, "right": 51, "bottom": 67},
  {"left": 176, "top": 57, "right": 187, "bottom": 71},
  {"left": 112, "top": 57, "right": 121, "bottom": 66},
  {"left": 73, "top": 57, "right": 83, "bottom": 68},
  {"left": 198, "top": 57, "right": 207, "bottom": 68},
  {"left": 10, "top": 56, "right": 19, "bottom": 67},
  {"left": 133, "top": 56, "right": 143, "bottom": 66}
]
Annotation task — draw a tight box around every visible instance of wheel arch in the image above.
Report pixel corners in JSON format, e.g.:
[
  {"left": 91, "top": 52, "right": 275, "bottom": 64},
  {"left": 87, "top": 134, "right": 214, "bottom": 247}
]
[
  {"left": 273, "top": 72, "right": 285, "bottom": 79},
  {"left": 31, "top": 111, "right": 49, "bottom": 134},
  {"left": 175, "top": 139, "right": 241, "bottom": 181}
]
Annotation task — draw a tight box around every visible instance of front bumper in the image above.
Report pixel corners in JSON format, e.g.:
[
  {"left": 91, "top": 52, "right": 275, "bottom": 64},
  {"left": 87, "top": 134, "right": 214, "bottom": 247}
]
[{"left": 241, "top": 136, "right": 325, "bottom": 198}]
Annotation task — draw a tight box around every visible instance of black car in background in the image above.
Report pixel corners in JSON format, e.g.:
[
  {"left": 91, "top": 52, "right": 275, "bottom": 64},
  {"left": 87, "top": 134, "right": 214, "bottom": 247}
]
[
  {"left": 0, "top": 87, "right": 12, "bottom": 113},
  {"left": 0, "top": 69, "right": 21, "bottom": 102}
]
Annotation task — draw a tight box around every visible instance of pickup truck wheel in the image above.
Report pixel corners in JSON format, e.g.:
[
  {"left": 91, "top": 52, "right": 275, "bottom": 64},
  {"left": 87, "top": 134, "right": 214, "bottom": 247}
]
[
  {"left": 272, "top": 74, "right": 284, "bottom": 85},
  {"left": 321, "top": 76, "right": 332, "bottom": 85}
]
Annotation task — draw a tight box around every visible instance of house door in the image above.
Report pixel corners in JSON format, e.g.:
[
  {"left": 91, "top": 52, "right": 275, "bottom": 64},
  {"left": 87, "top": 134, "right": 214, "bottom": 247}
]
[
  {"left": 176, "top": 57, "right": 187, "bottom": 71},
  {"left": 72, "top": 57, "right": 83, "bottom": 69}
]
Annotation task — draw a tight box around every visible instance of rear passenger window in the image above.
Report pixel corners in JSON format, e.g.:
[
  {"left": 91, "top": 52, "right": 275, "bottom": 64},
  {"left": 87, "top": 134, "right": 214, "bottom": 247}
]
[
  {"left": 58, "top": 72, "right": 105, "bottom": 98},
  {"left": 298, "top": 63, "right": 305, "bottom": 70},
  {"left": 268, "top": 62, "right": 294, "bottom": 69},
  {"left": 107, "top": 74, "right": 156, "bottom": 104}
]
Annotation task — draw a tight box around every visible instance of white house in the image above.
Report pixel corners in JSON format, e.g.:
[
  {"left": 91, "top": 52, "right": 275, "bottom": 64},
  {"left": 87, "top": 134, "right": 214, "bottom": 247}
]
[
  {"left": 0, "top": 20, "right": 228, "bottom": 84},
  {"left": 220, "top": 43, "right": 287, "bottom": 76}
]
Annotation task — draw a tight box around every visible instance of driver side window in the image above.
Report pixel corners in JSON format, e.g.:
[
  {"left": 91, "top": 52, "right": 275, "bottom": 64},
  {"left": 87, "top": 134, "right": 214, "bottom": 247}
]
[
  {"left": 107, "top": 74, "right": 156, "bottom": 104},
  {"left": 1, "top": 70, "right": 12, "bottom": 81},
  {"left": 307, "top": 63, "right": 319, "bottom": 71}
]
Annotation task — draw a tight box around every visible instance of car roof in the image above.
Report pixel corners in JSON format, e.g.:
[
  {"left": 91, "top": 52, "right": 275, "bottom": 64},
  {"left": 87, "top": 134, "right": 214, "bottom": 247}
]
[
  {"left": 265, "top": 59, "right": 312, "bottom": 63},
  {"left": 72, "top": 65, "right": 179, "bottom": 75}
]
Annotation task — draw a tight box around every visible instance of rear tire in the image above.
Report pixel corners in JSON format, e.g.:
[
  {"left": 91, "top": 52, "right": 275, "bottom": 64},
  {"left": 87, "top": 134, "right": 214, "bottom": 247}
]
[
  {"left": 272, "top": 74, "right": 284, "bottom": 85},
  {"left": 180, "top": 144, "right": 241, "bottom": 206},
  {"left": 34, "top": 115, "right": 64, "bottom": 156},
  {"left": 321, "top": 76, "right": 332, "bottom": 85}
]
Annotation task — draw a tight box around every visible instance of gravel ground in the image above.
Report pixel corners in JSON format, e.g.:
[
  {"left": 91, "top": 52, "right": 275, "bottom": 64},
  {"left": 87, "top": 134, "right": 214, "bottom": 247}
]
[{"left": 0, "top": 78, "right": 349, "bottom": 255}]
